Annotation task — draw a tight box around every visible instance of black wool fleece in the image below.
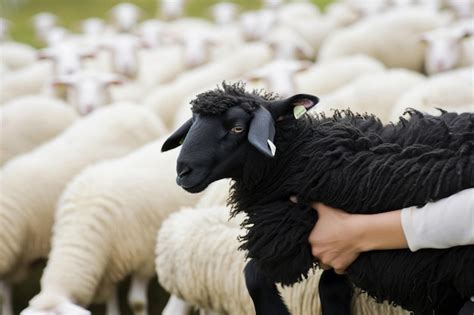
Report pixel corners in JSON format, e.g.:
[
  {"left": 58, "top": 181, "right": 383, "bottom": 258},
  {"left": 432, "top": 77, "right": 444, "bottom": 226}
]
[{"left": 225, "top": 107, "right": 474, "bottom": 314}]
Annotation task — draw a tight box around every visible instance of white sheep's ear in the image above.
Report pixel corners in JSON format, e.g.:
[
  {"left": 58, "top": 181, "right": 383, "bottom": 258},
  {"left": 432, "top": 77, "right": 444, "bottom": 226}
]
[
  {"left": 248, "top": 106, "right": 276, "bottom": 158},
  {"left": 162, "top": 118, "right": 193, "bottom": 152},
  {"left": 270, "top": 94, "right": 320, "bottom": 121}
]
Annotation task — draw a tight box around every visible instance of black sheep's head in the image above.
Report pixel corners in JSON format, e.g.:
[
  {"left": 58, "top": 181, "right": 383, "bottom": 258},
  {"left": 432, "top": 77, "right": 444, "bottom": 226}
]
[{"left": 161, "top": 82, "right": 319, "bottom": 193}]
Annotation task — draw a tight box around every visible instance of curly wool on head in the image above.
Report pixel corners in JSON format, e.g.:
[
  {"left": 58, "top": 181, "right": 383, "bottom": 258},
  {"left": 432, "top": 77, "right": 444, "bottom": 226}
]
[
  {"left": 228, "top": 107, "right": 473, "bottom": 314},
  {"left": 191, "top": 81, "right": 279, "bottom": 116}
]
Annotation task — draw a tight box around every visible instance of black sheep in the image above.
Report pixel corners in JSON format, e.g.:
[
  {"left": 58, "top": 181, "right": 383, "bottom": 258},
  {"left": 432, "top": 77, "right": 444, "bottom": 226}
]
[{"left": 162, "top": 82, "right": 474, "bottom": 315}]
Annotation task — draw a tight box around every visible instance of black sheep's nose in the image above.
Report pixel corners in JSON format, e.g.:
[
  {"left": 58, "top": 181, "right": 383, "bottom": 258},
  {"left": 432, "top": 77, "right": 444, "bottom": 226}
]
[{"left": 178, "top": 166, "right": 192, "bottom": 178}]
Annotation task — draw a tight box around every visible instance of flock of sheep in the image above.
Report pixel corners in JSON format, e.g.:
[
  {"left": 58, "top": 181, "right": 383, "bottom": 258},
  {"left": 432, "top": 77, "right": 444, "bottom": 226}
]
[{"left": 0, "top": 0, "right": 473, "bottom": 314}]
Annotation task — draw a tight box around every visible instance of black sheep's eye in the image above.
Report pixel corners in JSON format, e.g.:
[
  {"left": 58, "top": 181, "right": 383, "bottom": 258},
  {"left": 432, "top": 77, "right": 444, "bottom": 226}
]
[{"left": 230, "top": 126, "right": 245, "bottom": 134}]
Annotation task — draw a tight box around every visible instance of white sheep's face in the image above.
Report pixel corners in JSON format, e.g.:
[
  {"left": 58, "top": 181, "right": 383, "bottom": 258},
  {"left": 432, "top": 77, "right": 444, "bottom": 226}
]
[
  {"left": 111, "top": 3, "right": 141, "bottom": 32},
  {"left": 139, "top": 20, "right": 163, "bottom": 47},
  {"left": 161, "top": 0, "right": 184, "bottom": 20},
  {"left": 81, "top": 18, "right": 105, "bottom": 35},
  {"left": 39, "top": 43, "right": 94, "bottom": 76},
  {"left": 104, "top": 35, "right": 142, "bottom": 78},
  {"left": 56, "top": 72, "right": 123, "bottom": 115},
  {"left": 32, "top": 13, "right": 57, "bottom": 41},
  {"left": 421, "top": 33, "right": 465, "bottom": 75},
  {"left": 211, "top": 3, "right": 239, "bottom": 25}
]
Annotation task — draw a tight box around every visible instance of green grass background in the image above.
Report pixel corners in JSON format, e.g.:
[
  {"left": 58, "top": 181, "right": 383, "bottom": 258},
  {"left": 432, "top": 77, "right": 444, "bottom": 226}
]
[{"left": 1, "top": 0, "right": 333, "bottom": 47}]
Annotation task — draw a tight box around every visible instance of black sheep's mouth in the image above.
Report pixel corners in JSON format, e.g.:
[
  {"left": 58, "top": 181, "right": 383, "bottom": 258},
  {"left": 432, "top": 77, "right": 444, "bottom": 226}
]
[{"left": 176, "top": 173, "right": 211, "bottom": 193}]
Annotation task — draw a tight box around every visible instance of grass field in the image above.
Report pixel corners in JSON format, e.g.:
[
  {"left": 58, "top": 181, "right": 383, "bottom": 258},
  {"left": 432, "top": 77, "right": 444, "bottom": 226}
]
[{"left": 1, "top": 0, "right": 333, "bottom": 47}]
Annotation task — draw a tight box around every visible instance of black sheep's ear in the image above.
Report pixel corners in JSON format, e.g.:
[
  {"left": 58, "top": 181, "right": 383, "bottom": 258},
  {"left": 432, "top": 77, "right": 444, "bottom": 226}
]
[
  {"left": 269, "top": 94, "right": 319, "bottom": 121},
  {"left": 248, "top": 106, "right": 276, "bottom": 158},
  {"left": 161, "top": 118, "right": 193, "bottom": 152}
]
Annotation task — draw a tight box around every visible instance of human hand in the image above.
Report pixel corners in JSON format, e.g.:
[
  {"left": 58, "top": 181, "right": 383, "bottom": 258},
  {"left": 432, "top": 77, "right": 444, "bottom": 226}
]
[{"left": 307, "top": 203, "right": 365, "bottom": 274}]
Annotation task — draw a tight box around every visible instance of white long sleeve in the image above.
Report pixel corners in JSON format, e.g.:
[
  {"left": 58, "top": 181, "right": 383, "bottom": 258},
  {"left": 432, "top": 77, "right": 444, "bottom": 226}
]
[{"left": 401, "top": 188, "right": 474, "bottom": 252}]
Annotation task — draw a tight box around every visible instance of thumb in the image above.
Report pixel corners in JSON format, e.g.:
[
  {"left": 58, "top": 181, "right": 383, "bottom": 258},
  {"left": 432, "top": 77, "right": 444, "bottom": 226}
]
[{"left": 312, "top": 202, "right": 329, "bottom": 216}]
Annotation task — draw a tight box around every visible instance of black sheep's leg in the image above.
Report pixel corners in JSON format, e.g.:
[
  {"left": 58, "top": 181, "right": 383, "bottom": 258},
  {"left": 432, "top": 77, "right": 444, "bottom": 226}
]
[
  {"left": 458, "top": 300, "right": 474, "bottom": 315},
  {"left": 319, "top": 269, "right": 353, "bottom": 315},
  {"left": 244, "top": 259, "right": 290, "bottom": 315}
]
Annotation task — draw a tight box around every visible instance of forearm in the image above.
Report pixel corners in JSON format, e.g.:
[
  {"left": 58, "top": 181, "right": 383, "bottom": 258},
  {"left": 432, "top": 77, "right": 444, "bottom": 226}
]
[
  {"left": 355, "top": 188, "right": 474, "bottom": 252},
  {"left": 355, "top": 210, "right": 408, "bottom": 251}
]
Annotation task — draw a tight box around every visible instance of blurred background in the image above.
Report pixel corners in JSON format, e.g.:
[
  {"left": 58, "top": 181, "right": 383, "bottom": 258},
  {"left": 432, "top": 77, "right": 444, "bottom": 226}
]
[
  {"left": 0, "top": 0, "right": 472, "bottom": 315},
  {"left": 0, "top": 0, "right": 332, "bottom": 46}
]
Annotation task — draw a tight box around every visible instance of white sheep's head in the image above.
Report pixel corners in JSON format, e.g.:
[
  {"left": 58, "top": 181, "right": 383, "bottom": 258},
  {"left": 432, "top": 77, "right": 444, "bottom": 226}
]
[
  {"left": 160, "top": 0, "right": 185, "bottom": 20},
  {"left": 240, "top": 10, "right": 277, "bottom": 41},
  {"left": 101, "top": 33, "right": 147, "bottom": 78},
  {"left": 420, "top": 26, "right": 472, "bottom": 75},
  {"left": 245, "top": 60, "right": 313, "bottom": 98},
  {"left": 32, "top": 12, "right": 57, "bottom": 43},
  {"left": 38, "top": 42, "right": 95, "bottom": 76},
  {"left": 43, "top": 26, "right": 68, "bottom": 46},
  {"left": 54, "top": 71, "right": 124, "bottom": 115},
  {"left": 80, "top": 18, "right": 105, "bottom": 35},
  {"left": 138, "top": 19, "right": 164, "bottom": 47},
  {"left": 110, "top": 2, "right": 142, "bottom": 32},
  {"left": 0, "top": 18, "right": 10, "bottom": 41},
  {"left": 161, "top": 82, "right": 319, "bottom": 193},
  {"left": 210, "top": 2, "right": 240, "bottom": 25}
]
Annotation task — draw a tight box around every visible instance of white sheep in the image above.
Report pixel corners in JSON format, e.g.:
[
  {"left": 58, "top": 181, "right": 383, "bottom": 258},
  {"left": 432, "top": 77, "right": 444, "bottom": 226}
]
[
  {"left": 263, "top": 26, "right": 315, "bottom": 60},
  {"left": 0, "top": 95, "right": 78, "bottom": 166},
  {"left": 314, "top": 69, "right": 426, "bottom": 123},
  {"left": 136, "top": 44, "right": 187, "bottom": 92},
  {"left": 145, "top": 43, "right": 272, "bottom": 128},
  {"left": 0, "top": 18, "right": 9, "bottom": 42},
  {"left": 318, "top": 8, "right": 452, "bottom": 72},
  {"left": 110, "top": 2, "right": 142, "bottom": 32},
  {"left": 296, "top": 55, "right": 386, "bottom": 95},
  {"left": 22, "top": 137, "right": 204, "bottom": 315},
  {"left": 0, "top": 61, "right": 52, "bottom": 104},
  {"left": 210, "top": 2, "right": 240, "bottom": 25},
  {"left": 240, "top": 9, "right": 277, "bottom": 41},
  {"left": 278, "top": 270, "right": 409, "bottom": 315},
  {"left": 0, "top": 105, "right": 166, "bottom": 315},
  {"left": 278, "top": 5, "right": 357, "bottom": 55},
  {"left": 160, "top": 0, "right": 185, "bottom": 20},
  {"left": 32, "top": 12, "right": 57, "bottom": 43},
  {"left": 100, "top": 33, "right": 146, "bottom": 78},
  {"left": 0, "top": 41, "right": 36, "bottom": 70},
  {"left": 156, "top": 205, "right": 409, "bottom": 315},
  {"left": 80, "top": 17, "right": 105, "bottom": 36},
  {"left": 246, "top": 59, "right": 313, "bottom": 98},
  {"left": 420, "top": 20, "right": 474, "bottom": 75},
  {"left": 137, "top": 19, "right": 164, "bottom": 47},
  {"left": 38, "top": 42, "right": 95, "bottom": 76},
  {"left": 53, "top": 70, "right": 125, "bottom": 115},
  {"left": 390, "top": 66, "right": 474, "bottom": 120},
  {"left": 43, "top": 26, "right": 69, "bottom": 46}
]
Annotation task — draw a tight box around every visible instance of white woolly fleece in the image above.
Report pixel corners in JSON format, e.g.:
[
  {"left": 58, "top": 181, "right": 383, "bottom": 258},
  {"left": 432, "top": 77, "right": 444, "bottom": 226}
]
[
  {"left": 27, "top": 138, "right": 203, "bottom": 311},
  {"left": 318, "top": 8, "right": 451, "bottom": 72},
  {"left": 313, "top": 69, "right": 426, "bottom": 123},
  {"left": 157, "top": 205, "right": 410, "bottom": 315},
  {"left": 145, "top": 43, "right": 272, "bottom": 128},
  {"left": 296, "top": 55, "right": 385, "bottom": 96},
  {"left": 390, "top": 66, "right": 474, "bottom": 120},
  {"left": 0, "top": 105, "right": 166, "bottom": 282},
  {"left": 0, "top": 95, "right": 78, "bottom": 166}
]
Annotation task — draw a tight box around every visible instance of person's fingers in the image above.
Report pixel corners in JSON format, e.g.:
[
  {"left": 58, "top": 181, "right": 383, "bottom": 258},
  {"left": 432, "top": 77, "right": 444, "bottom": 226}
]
[
  {"left": 289, "top": 195, "right": 298, "bottom": 203},
  {"left": 319, "top": 262, "right": 331, "bottom": 270}
]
